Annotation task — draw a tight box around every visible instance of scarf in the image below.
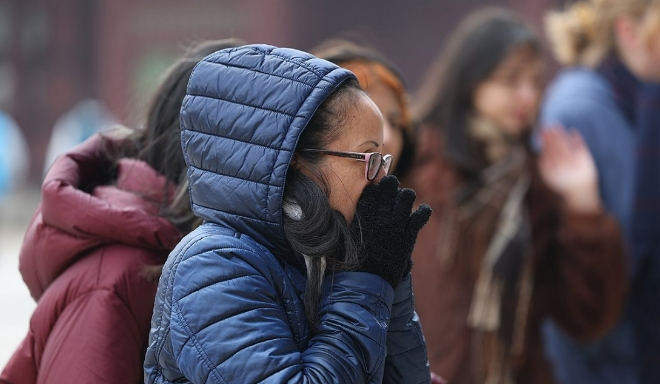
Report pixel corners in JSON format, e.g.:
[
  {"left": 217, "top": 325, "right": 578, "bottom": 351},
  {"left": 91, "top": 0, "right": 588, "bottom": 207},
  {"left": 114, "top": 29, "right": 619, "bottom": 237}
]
[{"left": 438, "top": 116, "right": 534, "bottom": 383}]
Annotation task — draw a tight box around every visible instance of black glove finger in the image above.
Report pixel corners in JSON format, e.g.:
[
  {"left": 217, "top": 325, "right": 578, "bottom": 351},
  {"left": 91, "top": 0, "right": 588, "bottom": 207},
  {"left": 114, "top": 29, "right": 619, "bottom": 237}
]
[
  {"left": 406, "top": 204, "right": 432, "bottom": 237},
  {"left": 391, "top": 188, "right": 417, "bottom": 223},
  {"left": 351, "top": 183, "right": 381, "bottom": 240},
  {"left": 375, "top": 175, "right": 400, "bottom": 216},
  {"left": 354, "top": 184, "right": 380, "bottom": 213},
  {"left": 377, "top": 175, "right": 400, "bottom": 190}
]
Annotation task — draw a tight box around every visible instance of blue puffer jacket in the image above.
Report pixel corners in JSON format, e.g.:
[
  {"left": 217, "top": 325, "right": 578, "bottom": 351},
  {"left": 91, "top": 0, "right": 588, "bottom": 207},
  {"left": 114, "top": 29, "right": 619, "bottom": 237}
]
[{"left": 144, "top": 45, "right": 430, "bottom": 384}]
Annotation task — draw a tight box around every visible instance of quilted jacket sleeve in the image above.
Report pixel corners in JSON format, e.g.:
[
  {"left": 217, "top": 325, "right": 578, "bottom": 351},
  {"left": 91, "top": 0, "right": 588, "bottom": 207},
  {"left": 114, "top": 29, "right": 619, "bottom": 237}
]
[
  {"left": 3, "top": 289, "right": 144, "bottom": 384},
  {"left": 160, "top": 238, "right": 396, "bottom": 384},
  {"left": 382, "top": 273, "right": 431, "bottom": 384}
]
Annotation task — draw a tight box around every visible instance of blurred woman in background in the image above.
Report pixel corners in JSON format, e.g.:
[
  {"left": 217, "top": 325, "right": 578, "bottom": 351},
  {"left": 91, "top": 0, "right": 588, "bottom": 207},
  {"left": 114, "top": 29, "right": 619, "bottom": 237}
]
[
  {"left": 0, "top": 39, "right": 242, "bottom": 384},
  {"left": 313, "top": 39, "right": 416, "bottom": 179},
  {"left": 0, "top": 112, "right": 30, "bottom": 202},
  {"left": 408, "top": 7, "right": 627, "bottom": 384},
  {"left": 542, "top": 1, "right": 660, "bottom": 383}
]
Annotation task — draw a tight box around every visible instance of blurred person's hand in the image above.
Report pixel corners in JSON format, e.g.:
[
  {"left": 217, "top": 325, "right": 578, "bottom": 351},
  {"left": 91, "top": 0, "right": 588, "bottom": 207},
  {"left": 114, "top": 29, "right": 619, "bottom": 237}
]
[
  {"left": 538, "top": 127, "right": 602, "bottom": 214},
  {"left": 431, "top": 371, "right": 448, "bottom": 384}
]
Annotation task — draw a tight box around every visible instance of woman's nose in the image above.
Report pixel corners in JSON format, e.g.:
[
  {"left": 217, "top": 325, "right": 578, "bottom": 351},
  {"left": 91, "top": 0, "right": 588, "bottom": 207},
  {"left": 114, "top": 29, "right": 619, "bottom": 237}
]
[
  {"left": 518, "top": 81, "right": 539, "bottom": 109},
  {"left": 371, "top": 165, "right": 388, "bottom": 184}
]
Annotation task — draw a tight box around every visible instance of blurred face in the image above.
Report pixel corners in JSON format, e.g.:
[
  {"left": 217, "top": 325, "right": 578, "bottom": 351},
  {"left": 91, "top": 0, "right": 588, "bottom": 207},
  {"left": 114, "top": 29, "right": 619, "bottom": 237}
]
[
  {"left": 366, "top": 80, "right": 405, "bottom": 171},
  {"left": 615, "top": 11, "right": 660, "bottom": 81},
  {"left": 320, "top": 92, "right": 386, "bottom": 223},
  {"left": 472, "top": 46, "right": 544, "bottom": 136}
]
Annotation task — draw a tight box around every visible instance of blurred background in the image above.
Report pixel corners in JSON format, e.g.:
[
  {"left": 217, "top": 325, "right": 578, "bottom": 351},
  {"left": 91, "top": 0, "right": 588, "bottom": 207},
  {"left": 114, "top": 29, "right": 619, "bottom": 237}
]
[{"left": 0, "top": 0, "right": 570, "bottom": 368}]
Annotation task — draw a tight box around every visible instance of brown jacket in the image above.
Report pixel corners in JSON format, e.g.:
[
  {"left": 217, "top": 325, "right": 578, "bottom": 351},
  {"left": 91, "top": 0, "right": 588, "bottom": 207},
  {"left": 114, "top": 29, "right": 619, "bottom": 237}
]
[{"left": 405, "top": 125, "right": 627, "bottom": 384}]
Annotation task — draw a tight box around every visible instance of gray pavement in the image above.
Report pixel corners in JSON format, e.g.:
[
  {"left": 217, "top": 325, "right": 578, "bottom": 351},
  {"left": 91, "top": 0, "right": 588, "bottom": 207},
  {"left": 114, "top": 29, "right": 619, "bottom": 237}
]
[{"left": 0, "top": 187, "right": 40, "bottom": 370}]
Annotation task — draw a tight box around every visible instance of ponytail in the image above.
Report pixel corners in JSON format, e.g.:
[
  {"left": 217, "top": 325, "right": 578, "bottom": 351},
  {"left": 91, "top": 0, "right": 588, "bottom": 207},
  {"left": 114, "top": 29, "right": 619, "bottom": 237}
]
[
  {"left": 546, "top": 1, "right": 610, "bottom": 66},
  {"left": 545, "top": 0, "right": 658, "bottom": 67}
]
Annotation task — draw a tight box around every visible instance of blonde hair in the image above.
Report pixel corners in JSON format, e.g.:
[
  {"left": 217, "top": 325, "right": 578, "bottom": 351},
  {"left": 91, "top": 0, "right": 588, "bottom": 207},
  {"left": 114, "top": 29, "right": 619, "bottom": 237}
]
[{"left": 546, "top": 0, "right": 660, "bottom": 66}]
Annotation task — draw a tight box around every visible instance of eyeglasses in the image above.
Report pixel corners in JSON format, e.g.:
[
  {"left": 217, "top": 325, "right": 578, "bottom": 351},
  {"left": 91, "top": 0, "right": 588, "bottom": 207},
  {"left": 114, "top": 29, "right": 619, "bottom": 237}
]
[{"left": 300, "top": 149, "right": 393, "bottom": 181}]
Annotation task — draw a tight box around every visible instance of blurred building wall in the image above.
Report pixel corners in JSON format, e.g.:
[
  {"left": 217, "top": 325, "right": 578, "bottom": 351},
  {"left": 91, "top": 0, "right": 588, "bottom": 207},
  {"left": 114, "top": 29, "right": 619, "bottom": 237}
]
[{"left": 4, "top": 0, "right": 567, "bottom": 183}]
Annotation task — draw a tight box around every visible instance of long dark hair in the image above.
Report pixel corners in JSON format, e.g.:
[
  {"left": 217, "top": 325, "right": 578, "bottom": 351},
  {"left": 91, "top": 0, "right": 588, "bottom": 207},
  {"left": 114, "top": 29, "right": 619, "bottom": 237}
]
[
  {"left": 105, "top": 39, "right": 245, "bottom": 280},
  {"left": 415, "top": 7, "right": 540, "bottom": 176},
  {"left": 134, "top": 39, "right": 244, "bottom": 234},
  {"left": 282, "top": 78, "right": 364, "bottom": 327}
]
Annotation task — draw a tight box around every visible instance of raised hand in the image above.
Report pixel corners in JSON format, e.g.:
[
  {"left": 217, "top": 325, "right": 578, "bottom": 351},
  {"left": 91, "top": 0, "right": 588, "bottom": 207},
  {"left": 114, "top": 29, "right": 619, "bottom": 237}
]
[
  {"left": 538, "top": 127, "right": 601, "bottom": 213},
  {"left": 351, "top": 176, "right": 432, "bottom": 289}
]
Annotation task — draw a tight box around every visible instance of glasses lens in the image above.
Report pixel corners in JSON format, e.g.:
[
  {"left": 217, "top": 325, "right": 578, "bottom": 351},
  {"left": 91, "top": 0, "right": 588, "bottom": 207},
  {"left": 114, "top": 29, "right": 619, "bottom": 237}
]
[
  {"left": 367, "top": 153, "right": 382, "bottom": 180},
  {"left": 383, "top": 155, "right": 393, "bottom": 176}
]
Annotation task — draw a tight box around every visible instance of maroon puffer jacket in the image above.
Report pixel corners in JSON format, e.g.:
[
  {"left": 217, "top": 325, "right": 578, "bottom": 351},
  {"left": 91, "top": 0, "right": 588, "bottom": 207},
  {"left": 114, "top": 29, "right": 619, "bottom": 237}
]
[{"left": 0, "top": 135, "right": 182, "bottom": 384}]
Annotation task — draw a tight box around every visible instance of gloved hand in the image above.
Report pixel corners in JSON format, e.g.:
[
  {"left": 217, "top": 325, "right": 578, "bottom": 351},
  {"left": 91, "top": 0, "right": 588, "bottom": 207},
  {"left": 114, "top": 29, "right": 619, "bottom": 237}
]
[{"left": 351, "top": 175, "right": 432, "bottom": 289}]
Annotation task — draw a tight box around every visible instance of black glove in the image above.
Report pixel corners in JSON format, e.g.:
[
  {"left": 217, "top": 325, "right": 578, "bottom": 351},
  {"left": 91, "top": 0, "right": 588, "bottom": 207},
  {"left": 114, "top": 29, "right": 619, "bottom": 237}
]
[{"left": 351, "top": 176, "right": 432, "bottom": 289}]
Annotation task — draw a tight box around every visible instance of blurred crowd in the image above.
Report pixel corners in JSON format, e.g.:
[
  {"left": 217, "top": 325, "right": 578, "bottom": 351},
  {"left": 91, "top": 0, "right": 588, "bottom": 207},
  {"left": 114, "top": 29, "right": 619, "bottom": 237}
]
[{"left": 1, "top": 0, "right": 660, "bottom": 383}]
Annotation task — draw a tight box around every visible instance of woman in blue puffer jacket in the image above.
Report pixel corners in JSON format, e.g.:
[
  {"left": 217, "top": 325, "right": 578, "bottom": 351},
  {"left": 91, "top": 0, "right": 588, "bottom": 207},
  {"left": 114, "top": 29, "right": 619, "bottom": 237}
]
[{"left": 143, "top": 44, "right": 432, "bottom": 384}]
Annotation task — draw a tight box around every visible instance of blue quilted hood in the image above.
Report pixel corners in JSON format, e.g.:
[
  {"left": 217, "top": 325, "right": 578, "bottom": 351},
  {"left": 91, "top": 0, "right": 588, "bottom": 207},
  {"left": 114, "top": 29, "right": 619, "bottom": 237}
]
[{"left": 181, "top": 44, "right": 356, "bottom": 256}]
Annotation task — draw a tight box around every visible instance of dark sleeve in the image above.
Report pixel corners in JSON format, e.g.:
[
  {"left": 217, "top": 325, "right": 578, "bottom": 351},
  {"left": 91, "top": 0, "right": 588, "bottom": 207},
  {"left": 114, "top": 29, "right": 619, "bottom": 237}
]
[
  {"left": 382, "top": 273, "right": 431, "bottom": 384},
  {"left": 545, "top": 206, "right": 628, "bottom": 340}
]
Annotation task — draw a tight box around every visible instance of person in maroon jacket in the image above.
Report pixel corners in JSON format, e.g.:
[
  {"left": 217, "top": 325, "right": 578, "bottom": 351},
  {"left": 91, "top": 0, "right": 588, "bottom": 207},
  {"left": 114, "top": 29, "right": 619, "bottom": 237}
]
[{"left": 0, "top": 39, "right": 242, "bottom": 384}]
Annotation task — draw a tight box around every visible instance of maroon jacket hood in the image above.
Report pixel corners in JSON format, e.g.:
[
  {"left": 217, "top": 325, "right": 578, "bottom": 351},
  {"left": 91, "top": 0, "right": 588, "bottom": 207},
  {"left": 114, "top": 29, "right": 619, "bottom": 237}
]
[{"left": 19, "top": 134, "right": 182, "bottom": 301}]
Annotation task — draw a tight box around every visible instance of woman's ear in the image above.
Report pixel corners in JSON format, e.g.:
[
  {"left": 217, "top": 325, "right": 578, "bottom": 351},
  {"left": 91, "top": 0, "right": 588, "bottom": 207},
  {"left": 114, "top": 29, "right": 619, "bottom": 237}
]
[{"left": 290, "top": 153, "right": 300, "bottom": 169}]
